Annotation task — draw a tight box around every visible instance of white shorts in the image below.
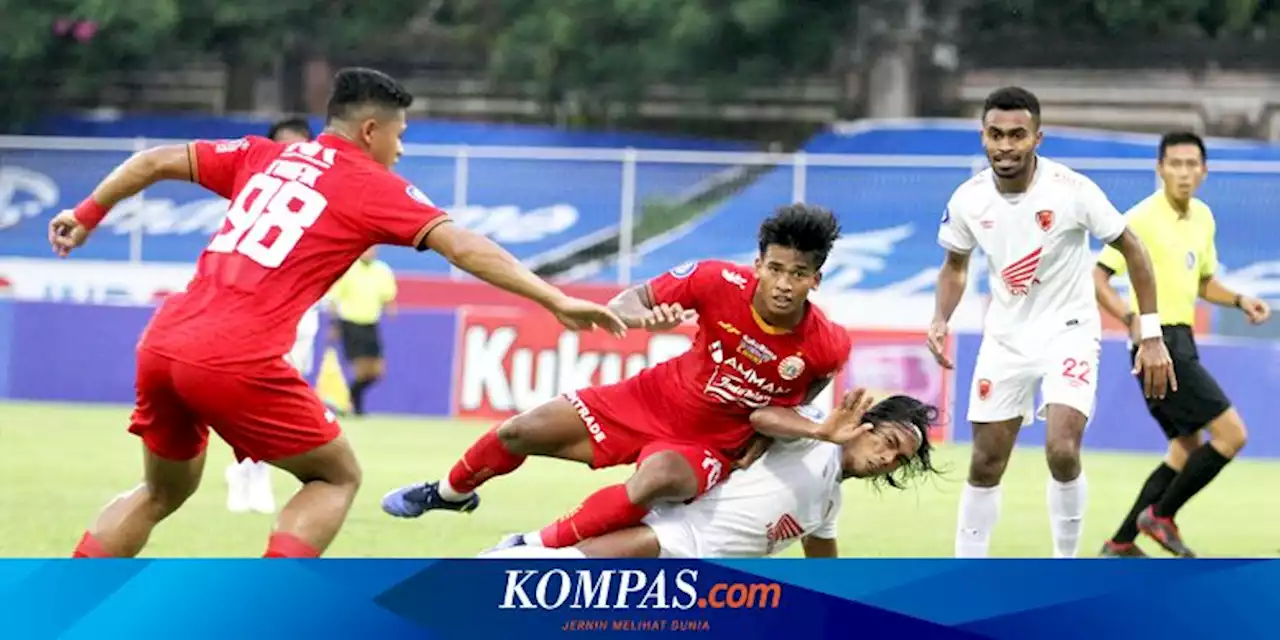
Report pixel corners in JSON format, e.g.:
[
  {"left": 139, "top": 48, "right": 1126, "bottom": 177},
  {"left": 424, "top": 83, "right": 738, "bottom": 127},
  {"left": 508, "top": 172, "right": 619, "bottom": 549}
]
[
  {"left": 967, "top": 327, "right": 1101, "bottom": 426},
  {"left": 643, "top": 507, "right": 704, "bottom": 558},
  {"left": 286, "top": 307, "right": 321, "bottom": 378}
]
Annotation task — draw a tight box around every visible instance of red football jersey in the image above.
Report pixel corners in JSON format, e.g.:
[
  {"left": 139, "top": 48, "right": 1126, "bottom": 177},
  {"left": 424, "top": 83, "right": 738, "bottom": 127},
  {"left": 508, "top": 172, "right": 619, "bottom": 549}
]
[
  {"left": 140, "top": 133, "right": 448, "bottom": 369},
  {"left": 634, "top": 259, "right": 852, "bottom": 451}
]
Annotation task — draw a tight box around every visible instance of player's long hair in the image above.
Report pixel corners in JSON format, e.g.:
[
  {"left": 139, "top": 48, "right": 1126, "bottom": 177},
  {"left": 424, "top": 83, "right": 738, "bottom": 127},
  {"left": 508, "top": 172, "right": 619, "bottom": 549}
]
[{"left": 863, "top": 395, "right": 939, "bottom": 490}]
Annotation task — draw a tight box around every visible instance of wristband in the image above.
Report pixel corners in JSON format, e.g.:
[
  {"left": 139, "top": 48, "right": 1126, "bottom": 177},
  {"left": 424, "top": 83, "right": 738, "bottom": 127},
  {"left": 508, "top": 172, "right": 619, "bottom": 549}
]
[
  {"left": 1139, "top": 314, "right": 1162, "bottom": 341},
  {"left": 72, "top": 198, "right": 110, "bottom": 230}
]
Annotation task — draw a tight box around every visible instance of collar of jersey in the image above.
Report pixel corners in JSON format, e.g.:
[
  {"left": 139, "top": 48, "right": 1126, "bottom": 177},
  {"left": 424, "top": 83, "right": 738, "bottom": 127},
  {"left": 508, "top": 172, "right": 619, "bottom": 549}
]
[{"left": 750, "top": 303, "right": 796, "bottom": 335}]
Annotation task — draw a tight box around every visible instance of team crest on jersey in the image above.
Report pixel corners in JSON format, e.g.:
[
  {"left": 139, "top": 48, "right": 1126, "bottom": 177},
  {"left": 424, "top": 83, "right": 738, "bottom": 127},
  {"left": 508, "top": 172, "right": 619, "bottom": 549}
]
[
  {"left": 669, "top": 261, "right": 697, "bottom": 279},
  {"left": 778, "top": 355, "right": 805, "bottom": 380},
  {"left": 1035, "top": 209, "right": 1055, "bottom": 232},
  {"left": 978, "top": 378, "right": 992, "bottom": 401},
  {"left": 736, "top": 334, "right": 777, "bottom": 365},
  {"left": 405, "top": 185, "right": 434, "bottom": 206},
  {"left": 1186, "top": 251, "right": 1196, "bottom": 269}
]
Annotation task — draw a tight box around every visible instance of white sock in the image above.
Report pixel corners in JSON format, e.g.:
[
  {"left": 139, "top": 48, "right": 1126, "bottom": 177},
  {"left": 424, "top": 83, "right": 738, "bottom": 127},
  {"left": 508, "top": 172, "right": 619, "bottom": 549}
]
[
  {"left": 1047, "top": 474, "right": 1087, "bottom": 559},
  {"left": 480, "top": 545, "right": 585, "bottom": 559},
  {"left": 955, "top": 483, "right": 1002, "bottom": 558},
  {"left": 437, "top": 476, "right": 471, "bottom": 501}
]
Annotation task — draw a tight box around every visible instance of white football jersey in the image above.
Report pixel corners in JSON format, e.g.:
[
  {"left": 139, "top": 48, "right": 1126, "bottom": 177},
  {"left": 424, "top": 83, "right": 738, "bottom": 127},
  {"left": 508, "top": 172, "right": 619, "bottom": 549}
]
[
  {"left": 646, "top": 435, "right": 843, "bottom": 557},
  {"left": 937, "top": 156, "right": 1127, "bottom": 347}
]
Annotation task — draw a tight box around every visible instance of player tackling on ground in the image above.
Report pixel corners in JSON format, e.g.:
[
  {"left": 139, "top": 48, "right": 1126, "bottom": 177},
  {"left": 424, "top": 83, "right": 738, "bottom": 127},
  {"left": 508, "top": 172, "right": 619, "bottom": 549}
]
[
  {"left": 384, "top": 205, "right": 864, "bottom": 551},
  {"left": 51, "top": 67, "right": 624, "bottom": 558},
  {"left": 927, "top": 87, "right": 1175, "bottom": 558},
  {"left": 482, "top": 394, "right": 937, "bottom": 559}
]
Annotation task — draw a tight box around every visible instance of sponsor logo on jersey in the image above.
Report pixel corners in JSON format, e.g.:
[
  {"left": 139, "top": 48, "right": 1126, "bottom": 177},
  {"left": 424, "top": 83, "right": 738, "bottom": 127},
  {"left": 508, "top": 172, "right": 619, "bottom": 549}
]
[
  {"left": 765, "top": 513, "right": 805, "bottom": 554},
  {"left": 705, "top": 355, "right": 794, "bottom": 408},
  {"left": 778, "top": 355, "right": 805, "bottom": 381},
  {"left": 406, "top": 184, "right": 435, "bottom": 206},
  {"left": 669, "top": 261, "right": 697, "bottom": 279},
  {"left": 736, "top": 334, "right": 777, "bottom": 365},
  {"left": 978, "top": 378, "right": 992, "bottom": 401},
  {"left": 214, "top": 139, "right": 249, "bottom": 154},
  {"left": 718, "top": 321, "right": 741, "bottom": 336},
  {"left": 1000, "top": 247, "right": 1043, "bottom": 296},
  {"left": 721, "top": 269, "right": 748, "bottom": 289},
  {"left": 1036, "top": 209, "right": 1055, "bottom": 232}
]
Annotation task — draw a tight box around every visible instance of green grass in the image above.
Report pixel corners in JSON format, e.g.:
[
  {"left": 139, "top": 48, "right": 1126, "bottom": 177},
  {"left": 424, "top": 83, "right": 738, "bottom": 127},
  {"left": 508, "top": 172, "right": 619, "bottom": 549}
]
[{"left": 2, "top": 401, "right": 1277, "bottom": 558}]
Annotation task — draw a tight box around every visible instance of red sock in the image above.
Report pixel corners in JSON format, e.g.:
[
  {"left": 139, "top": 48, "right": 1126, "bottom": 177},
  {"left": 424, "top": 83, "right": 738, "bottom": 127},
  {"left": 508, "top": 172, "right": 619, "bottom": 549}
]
[
  {"left": 72, "top": 531, "right": 111, "bottom": 558},
  {"left": 539, "top": 484, "right": 650, "bottom": 548},
  {"left": 263, "top": 532, "right": 321, "bottom": 558},
  {"left": 446, "top": 426, "right": 527, "bottom": 493}
]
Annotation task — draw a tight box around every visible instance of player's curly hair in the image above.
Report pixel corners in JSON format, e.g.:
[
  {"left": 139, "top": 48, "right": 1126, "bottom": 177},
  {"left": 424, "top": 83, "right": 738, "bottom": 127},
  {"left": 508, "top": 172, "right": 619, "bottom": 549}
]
[
  {"left": 327, "top": 67, "right": 414, "bottom": 121},
  {"left": 863, "top": 395, "right": 939, "bottom": 490},
  {"left": 757, "top": 204, "right": 841, "bottom": 270}
]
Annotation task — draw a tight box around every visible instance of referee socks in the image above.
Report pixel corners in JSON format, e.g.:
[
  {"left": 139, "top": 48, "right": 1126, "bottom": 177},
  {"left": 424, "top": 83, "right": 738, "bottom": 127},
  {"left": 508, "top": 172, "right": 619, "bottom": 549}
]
[{"left": 1154, "top": 445, "right": 1232, "bottom": 519}]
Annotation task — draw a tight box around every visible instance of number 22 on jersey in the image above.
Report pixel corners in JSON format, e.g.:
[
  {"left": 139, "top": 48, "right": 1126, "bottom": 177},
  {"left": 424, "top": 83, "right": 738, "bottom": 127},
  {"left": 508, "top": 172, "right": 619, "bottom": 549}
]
[{"left": 207, "top": 144, "right": 333, "bottom": 268}]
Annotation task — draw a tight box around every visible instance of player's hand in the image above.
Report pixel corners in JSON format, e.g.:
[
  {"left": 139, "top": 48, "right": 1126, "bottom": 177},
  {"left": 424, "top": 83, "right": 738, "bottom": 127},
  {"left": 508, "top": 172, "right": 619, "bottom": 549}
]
[
  {"left": 1133, "top": 337, "right": 1177, "bottom": 400},
  {"left": 733, "top": 434, "right": 773, "bottom": 470},
  {"left": 48, "top": 210, "right": 91, "bottom": 257},
  {"left": 926, "top": 318, "right": 953, "bottom": 369},
  {"left": 640, "top": 303, "right": 696, "bottom": 331},
  {"left": 550, "top": 296, "right": 628, "bottom": 338},
  {"left": 1239, "top": 295, "right": 1271, "bottom": 325},
  {"left": 815, "top": 388, "right": 876, "bottom": 445}
]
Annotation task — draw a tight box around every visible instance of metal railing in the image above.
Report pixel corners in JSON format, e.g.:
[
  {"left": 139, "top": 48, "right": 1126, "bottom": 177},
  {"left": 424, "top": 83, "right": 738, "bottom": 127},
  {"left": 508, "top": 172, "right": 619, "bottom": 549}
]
[{"left": 5, "top": 135, "right": 1280, "bottom": 289}]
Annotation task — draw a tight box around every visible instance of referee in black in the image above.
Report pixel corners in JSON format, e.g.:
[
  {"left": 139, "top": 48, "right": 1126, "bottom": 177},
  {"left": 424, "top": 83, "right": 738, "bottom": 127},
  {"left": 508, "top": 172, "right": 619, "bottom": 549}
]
[{"left": 1094, "top": 131, "right": 1271, "bottom": 558}]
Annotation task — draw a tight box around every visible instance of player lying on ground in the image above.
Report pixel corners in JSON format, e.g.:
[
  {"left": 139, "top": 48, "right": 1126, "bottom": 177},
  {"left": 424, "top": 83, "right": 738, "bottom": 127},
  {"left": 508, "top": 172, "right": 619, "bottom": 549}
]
[
  {"left": 925, "top": 86, "right": 1175, "bottom": 559},
  {"left": 51, "top": 67, "right": 624, "bottom": 559},
  {"left": 481, "top": 394, "right": 937, "bottom": 559},
  {"left": 384, "top": 205, "right": 862, "bottom": 551}
]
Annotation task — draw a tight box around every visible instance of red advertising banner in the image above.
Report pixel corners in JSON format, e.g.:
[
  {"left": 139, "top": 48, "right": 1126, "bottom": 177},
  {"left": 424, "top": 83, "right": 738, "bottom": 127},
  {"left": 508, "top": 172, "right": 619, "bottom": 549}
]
[{"left": 453, "top": 308, "right": 697, "bottom": 420}]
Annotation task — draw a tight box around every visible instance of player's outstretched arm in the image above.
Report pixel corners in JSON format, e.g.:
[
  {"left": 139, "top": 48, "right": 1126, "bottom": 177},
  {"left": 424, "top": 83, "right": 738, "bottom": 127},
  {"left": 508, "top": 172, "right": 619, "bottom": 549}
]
[
  {"left": 750, "top": 388, "right": 873, "bottom": 445},
  {"left": 425, "top": 222, "right": 626, "bottom": 336},
  {"left": 49, "top": 144, "right": 194, "bottom": 256},
  {"left": 800, "top": 536, "right": 838, "bottom": 558},
  {"left": 608, "top": 285, "right": 694, "bottom": 331}
]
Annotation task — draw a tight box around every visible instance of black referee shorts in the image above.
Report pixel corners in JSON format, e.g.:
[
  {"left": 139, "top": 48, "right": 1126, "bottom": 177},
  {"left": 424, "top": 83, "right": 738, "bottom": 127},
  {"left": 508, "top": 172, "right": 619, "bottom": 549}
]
[
  {"left": 339, "top": 320, "right": 383, "bottom": 360},
  {"left": 1129, "top": 324, "right": 1231, "bottom": 439}
]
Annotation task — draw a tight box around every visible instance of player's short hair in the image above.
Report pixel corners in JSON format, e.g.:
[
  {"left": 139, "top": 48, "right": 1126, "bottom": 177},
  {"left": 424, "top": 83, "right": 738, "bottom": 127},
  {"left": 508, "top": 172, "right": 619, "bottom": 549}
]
[
  {"left": 326, "top": 67, "right": 414, "bottom": 122},
  {"left": 757, "top": 204, "right": 841, "bottom": 270},
  {"left": 1158, "top": 131, "right": 1206, "bottom": 163},
  {"left": 863, "top": 395, "right": 939, "bottom": 490},
  {"left": 267, "top": 117, "right": 314, "bottom": 142},
  {"left": 982, "top": 86, "right": 1041, "bottom": 126}
]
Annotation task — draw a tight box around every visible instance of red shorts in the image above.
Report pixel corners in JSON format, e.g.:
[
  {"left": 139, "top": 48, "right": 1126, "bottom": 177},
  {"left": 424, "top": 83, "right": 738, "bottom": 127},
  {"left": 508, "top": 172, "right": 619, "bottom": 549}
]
[
  {"left": 128, "top": 348, "right": 341, "bottom": 462},
  {"left": 567, "top": 383, "right": 737, "bottom": 498}
]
